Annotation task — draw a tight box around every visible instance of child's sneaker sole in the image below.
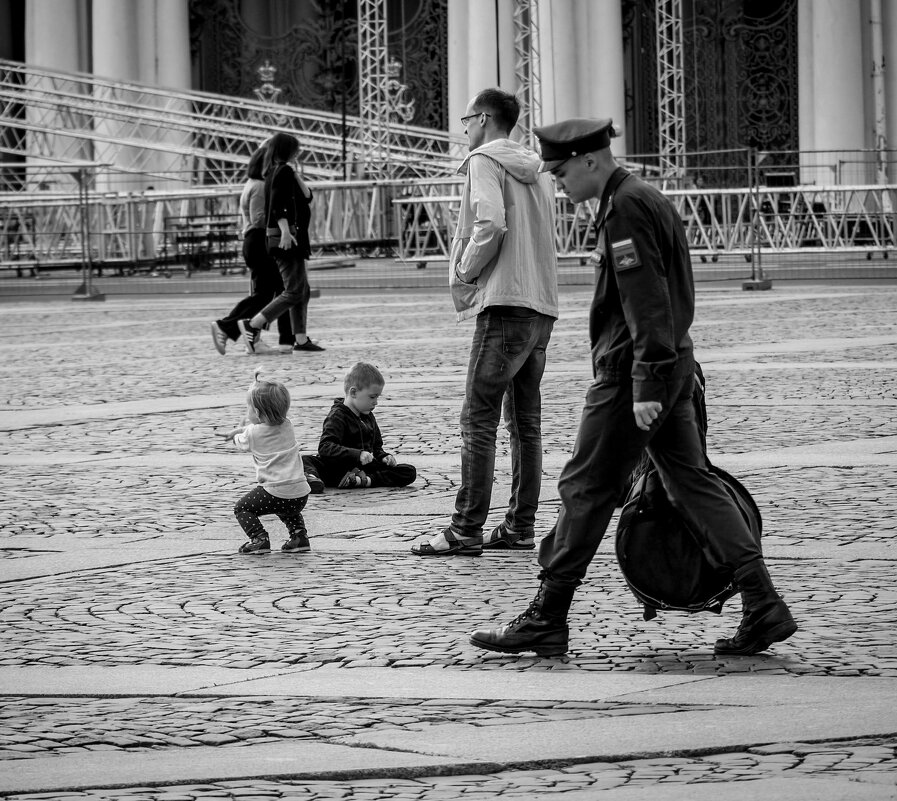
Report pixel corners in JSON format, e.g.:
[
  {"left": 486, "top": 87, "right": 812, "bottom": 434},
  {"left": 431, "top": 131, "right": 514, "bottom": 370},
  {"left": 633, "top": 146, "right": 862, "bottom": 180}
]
[{"left": 238, "top": 540, "right": 271, "bottom": 555}]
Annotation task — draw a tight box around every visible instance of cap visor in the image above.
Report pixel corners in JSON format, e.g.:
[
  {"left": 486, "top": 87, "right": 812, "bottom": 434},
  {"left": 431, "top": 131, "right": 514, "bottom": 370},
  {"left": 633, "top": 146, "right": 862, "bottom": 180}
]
[{"left": 538, "top": 158, "right": 567, "bottom": 173}]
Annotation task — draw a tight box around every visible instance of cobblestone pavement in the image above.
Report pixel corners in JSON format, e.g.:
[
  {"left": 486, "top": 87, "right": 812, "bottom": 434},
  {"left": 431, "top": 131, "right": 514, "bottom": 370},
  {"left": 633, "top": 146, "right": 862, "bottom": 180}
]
[{"left": 1, "top": 281, "right": 896, "bottom": 799}]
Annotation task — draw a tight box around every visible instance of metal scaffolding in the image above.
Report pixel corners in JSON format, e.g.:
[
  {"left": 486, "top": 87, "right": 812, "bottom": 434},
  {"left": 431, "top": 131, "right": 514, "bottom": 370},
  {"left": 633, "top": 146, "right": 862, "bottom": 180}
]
[
  {"left": 0, "top": 58, "right": 458, "bottom": 194},
  {"left": 513, "top": 0, "right": 543, "bottom": 146},
  {"left": 656, "top": 0, "right": 686, "bottom": 180},
  {"left": 356, "top": 0, "right": 391, "bottom": 177}
]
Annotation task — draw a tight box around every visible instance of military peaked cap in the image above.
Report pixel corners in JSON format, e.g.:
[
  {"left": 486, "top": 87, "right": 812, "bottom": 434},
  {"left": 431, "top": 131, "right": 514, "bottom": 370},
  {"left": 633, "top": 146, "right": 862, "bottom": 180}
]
[{"left": 534, "top": 118, "right": 617, "bottom": 172}]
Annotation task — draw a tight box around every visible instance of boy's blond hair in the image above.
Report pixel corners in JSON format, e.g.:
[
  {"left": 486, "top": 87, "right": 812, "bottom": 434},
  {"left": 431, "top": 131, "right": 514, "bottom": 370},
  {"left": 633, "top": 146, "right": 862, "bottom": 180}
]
[
  {"left": 248, "top": 369, "right": 290, "bottom": 424},
  {"left": 344, "top": 362, "right": 385, "bottom": 394}
]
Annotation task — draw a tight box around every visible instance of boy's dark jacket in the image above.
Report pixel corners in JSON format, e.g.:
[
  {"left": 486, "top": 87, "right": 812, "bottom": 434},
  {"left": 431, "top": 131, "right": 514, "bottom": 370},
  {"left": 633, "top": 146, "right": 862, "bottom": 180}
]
[{"left": 316, "top": 398, "right": 388, "bottom": 471}]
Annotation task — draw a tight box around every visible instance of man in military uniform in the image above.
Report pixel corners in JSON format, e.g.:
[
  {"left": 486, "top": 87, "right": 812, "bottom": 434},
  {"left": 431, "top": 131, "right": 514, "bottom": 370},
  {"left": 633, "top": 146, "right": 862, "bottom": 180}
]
[{"left": 469, "top": 118, "right": 797, "bottom": 658}]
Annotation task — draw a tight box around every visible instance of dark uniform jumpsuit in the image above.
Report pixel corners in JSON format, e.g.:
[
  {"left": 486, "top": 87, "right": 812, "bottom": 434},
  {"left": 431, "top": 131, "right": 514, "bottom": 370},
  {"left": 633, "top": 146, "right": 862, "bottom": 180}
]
[{"left": 538, "top": 167, "right": 762, "bottom": 586}]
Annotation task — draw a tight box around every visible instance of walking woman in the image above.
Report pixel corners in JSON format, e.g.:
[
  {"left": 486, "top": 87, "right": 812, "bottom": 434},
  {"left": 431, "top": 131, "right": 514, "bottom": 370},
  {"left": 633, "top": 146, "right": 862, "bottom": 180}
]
[
  {"left": 211, "top": 147, "right": 293, "bottom": 355},
  {"left": 237, "top": 132, "right": 325, "bottom": 353}
]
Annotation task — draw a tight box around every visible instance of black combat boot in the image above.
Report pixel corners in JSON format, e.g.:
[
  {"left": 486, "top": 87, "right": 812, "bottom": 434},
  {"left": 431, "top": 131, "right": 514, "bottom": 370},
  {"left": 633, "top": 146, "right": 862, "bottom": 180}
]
[
  {"left": 714, "top": 558, "right": 797, "bottom": 656},
  {"left": 469, "top": 578, "right": 576, "bottom": 657}
]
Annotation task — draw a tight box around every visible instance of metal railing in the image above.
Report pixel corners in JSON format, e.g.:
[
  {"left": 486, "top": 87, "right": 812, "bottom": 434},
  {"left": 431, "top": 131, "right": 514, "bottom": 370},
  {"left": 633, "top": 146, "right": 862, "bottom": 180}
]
[
  {"left": 2, "top": 179, "right": 895, "bottom": 277},
  {"left": 0, "top": 178, "right": 404, "bottom": 274},
  {"left": 393, "top": 182, "right": 897, "bottom": 261}
]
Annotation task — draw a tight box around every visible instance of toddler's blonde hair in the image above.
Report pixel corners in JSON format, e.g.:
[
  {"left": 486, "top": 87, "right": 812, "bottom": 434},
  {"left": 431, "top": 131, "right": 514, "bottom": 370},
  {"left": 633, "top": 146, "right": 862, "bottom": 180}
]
[{"left": 248, "top": 369, "right": 290, "bottom": 424}]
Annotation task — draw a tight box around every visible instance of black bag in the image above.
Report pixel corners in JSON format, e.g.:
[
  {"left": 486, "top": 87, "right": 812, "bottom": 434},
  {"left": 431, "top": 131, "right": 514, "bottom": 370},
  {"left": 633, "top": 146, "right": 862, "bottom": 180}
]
[
  {"left": 615, "top": 463, "right": 762, "bottom": 620},
  {"left": 614, "top": 364, "right": 762, "bottom": 621},
  {"left": 266, "top": 225, "right": 297, "bottom": 254}
]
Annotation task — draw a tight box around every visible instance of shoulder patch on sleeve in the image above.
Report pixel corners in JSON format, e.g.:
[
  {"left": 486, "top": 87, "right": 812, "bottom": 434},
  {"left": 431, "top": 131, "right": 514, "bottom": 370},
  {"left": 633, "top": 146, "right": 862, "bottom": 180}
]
[{"left": 610, "top": 238, "right": 641, "bottom": 271}]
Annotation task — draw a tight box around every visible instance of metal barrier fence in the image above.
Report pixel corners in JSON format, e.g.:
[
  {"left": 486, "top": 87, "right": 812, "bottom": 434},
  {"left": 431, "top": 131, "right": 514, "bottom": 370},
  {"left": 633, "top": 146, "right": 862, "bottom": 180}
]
[
  {"left": 0, "top": 178, "right": 398, "bottom": 277},
  {"left": 1, "top": 177, "right": 895, "bottom": 286},
  {"left": 393, "top": 181, "right": 897, "bottom": 261}
]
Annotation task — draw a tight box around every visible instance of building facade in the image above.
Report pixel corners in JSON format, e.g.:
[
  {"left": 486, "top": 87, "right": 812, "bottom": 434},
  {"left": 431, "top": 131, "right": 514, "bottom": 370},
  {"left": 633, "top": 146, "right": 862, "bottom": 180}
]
[{"left": 1, "top": 0, "right": 896, "bottom": 183}]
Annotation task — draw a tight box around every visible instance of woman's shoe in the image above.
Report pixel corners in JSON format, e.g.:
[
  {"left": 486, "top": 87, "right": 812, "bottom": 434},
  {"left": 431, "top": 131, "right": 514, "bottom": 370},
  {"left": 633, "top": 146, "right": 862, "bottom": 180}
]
[
  {"left": 292, "top": 339, "right": 325, "bottom": 352},
  {"left": 210, "top": 322, "right": 228, "bottom": 355}
]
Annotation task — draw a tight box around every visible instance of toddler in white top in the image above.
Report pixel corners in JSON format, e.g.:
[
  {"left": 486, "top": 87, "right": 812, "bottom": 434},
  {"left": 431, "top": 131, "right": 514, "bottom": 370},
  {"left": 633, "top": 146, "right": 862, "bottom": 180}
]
[{"left": 218, "top": 370, "right": 311, "bottom": 554}]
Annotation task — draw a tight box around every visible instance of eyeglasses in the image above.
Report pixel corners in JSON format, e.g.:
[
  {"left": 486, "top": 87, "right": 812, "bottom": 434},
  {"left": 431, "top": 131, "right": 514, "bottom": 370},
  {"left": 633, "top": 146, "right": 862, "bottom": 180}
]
[{"left": 460, "top": 112, "right": 492, "bottom": 127}]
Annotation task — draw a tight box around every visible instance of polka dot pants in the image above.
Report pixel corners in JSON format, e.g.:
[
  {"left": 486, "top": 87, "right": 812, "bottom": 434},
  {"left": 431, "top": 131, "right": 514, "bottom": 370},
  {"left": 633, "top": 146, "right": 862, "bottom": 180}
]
[{"left": 234, "top": 486, "right": 308, "bottom": 542}]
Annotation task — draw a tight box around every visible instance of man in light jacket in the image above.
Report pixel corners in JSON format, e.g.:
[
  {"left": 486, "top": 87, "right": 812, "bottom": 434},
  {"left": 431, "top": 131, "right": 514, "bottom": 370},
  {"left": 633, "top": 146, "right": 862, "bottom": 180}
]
[{"left": 412, "top": 87, "right": 559, "bottom": 557}]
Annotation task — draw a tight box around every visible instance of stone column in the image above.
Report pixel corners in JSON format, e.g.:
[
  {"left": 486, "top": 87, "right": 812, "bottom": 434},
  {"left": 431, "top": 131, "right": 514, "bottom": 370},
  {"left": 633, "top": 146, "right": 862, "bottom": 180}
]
[
  {"left": 575, "top": 0, "right": 626, "bottom": 154},
  {"left": 92, "top": 0, "right": 140, "bottom": 81},
  {"left": 447, "top": 0, "right": 470, "bottom": 142},
  {"left": 540, "top": 0, "right": 577, "bottom": 122},
  {"left": 803, "top": 0, "right": 866, "bottom": 183},
  {"left": 449, "top": 0, "right": 502, "bottom": 139},
  {"left": 26, "top": 0, "right": 86, "bottom": 72},
  {"left": 92, "top": 0, "right": 192, "bottom": 193},
  {"left": 24, "top": 0, "right": 91, "bottom": 190},
  {"left": 496, "top": 0, "right": 516, "bottom": 98},
  {"left": 135, "top": 0, "right": 191, "bottom": 90},
  {"left": 467, "top": 0, "right": 500, "bottom": 100},
  {"left": 90, "top": 1, "right": 140, "bottom": 192},
  {"left": 797, "top": 0, "right": 815, "bottom": 158},
  {"left": 883, "top": 0, "right": 897, "bottom": 163},
  {"left": 136, "top": 0, "right": 192, "bottom": 194}
]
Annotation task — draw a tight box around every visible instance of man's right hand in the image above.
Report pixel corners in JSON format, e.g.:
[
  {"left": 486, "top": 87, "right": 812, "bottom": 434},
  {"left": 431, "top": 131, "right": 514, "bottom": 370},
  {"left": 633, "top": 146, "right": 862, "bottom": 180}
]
[{"left": 633, "top": 401, "right": 662, "bottom": 431}]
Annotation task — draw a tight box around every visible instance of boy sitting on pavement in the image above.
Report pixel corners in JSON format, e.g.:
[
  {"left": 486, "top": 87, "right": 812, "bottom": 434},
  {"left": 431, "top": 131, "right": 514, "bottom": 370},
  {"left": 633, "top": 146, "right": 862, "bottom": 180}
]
[{"left": 303, "top": 362, "right": 416, "bottom": 492}]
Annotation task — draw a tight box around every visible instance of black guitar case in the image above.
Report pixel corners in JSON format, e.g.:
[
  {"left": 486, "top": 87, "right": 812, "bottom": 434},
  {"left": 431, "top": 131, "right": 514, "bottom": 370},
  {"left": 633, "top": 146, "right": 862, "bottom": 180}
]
[{"left": 614, "top": 366, "right": 762, "bottom": 621}]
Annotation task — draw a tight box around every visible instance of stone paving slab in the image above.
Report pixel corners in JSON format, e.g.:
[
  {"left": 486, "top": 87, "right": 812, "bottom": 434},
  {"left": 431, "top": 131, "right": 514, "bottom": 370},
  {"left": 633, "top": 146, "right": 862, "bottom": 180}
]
[
  {"left": 1, "top": 741, "right": 895, "bottom": 800},
  {"left": 336, "top": 680, "right": 897, "bottom": 763},
  {"left": 613, "top": 674, "right": 897, "bottom": 708},
  {"left": 560, "top": 777, "right": 896, "bottom": 801},
  {"left": 0, "top": 665, "right": 701, "bottom": 701},
  {"left": 0, "top": 666, "right": 309, "bottom": 696},
  {"left": 188, "top": 665, "right": 703, "bottom": 701},
  {"left": 0, "top": 741, "right": 468, "bottom": 795}
]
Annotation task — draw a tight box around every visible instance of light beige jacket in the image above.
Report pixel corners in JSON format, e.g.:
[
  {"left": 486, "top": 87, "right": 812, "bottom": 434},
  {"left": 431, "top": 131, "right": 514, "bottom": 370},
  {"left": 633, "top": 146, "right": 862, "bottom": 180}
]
[{"left": 449, "top": 138, "right": 558, "bottom": 322}]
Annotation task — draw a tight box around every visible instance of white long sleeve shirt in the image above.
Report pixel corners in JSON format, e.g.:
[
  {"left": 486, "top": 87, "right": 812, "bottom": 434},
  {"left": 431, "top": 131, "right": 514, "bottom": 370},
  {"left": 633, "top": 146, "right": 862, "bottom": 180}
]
[{"left": 233, "top": 419, "right": 310, "bottom": 499}]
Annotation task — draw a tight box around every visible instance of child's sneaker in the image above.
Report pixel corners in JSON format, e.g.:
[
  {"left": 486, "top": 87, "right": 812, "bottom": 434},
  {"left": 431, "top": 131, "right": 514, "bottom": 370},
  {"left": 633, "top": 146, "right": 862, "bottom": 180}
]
[
  {"left": 338, "top": 468, "right": 372, "bottom": 488},
  {"left": 306, "top": 472, "right": 325, "bottom": 494},
  {"left": 282, "top": 532, "right": 310, "bottom": 552},
  {"left": 239, "top": 536, "right": 270, "bottom": 555}
]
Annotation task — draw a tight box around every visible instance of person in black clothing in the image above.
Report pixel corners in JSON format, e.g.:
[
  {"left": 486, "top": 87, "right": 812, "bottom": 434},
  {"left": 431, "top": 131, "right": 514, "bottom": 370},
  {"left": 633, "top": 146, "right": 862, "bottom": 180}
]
[
  {"left": 302, "top": 362, "right": 416, "bottom": 492},
  {"left": 238, "top": 132, "right": 325, "bottom": 353},
  {"left": 470, "top": 118, "right": 796, "bottom": 658},
  {"left": 211, "top": 147, "right": 293, "bottom": 355}
]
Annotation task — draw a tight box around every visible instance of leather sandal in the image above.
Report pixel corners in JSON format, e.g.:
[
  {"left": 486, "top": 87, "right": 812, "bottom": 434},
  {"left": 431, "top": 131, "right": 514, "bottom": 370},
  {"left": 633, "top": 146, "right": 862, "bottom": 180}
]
[{"left": 411, "top": 527, "right": 482, "bottom": 556}]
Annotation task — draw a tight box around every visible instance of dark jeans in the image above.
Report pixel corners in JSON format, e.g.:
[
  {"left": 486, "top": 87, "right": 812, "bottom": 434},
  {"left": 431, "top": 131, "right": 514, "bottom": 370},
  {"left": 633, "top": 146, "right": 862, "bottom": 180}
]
[
  {"left": 234, "top": 485, "right": 308, "bottom": 541},
  {"left": 302, "top": 455, "right": 417, "bottom": 488},
  {"left": 257, "top": 245, "right": 310, "bottom": 336},
  {"left": 451, "top": 307, "right": 554, "bottom": 537},
  {"left": 216, "top": 229, "right": 293, "bottom": 345},
  {"left": 538, "top": 361, "right": 762, "bottom": 586}
]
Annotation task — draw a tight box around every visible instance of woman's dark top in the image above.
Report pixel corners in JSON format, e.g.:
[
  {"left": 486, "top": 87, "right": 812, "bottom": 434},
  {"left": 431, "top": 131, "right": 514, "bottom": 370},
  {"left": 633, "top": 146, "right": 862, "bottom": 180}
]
[{"left": 264, "top": 163, "right": 313, "bottom": 258}]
